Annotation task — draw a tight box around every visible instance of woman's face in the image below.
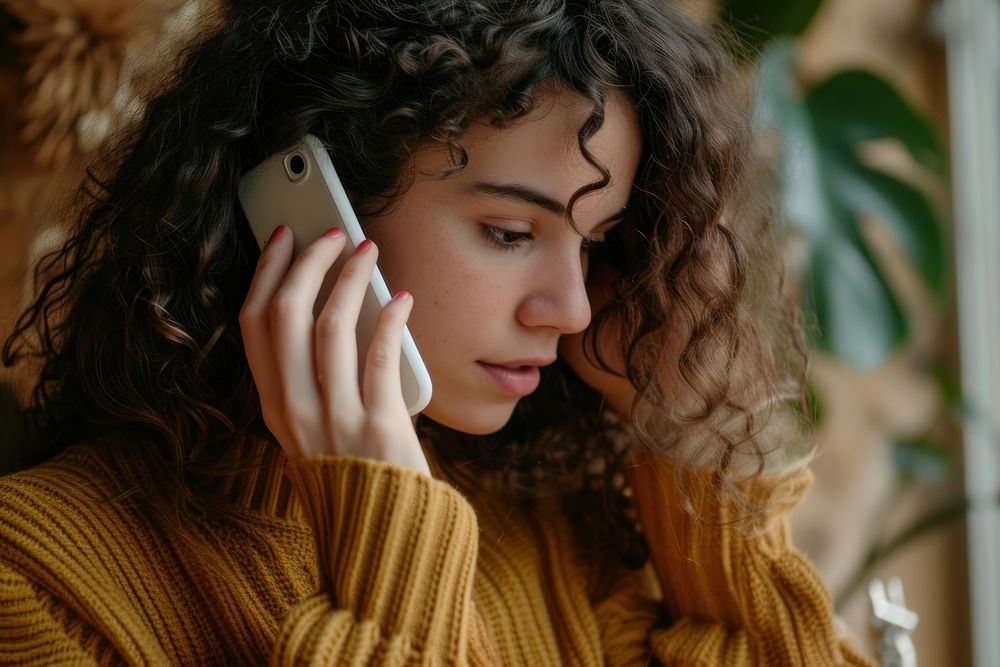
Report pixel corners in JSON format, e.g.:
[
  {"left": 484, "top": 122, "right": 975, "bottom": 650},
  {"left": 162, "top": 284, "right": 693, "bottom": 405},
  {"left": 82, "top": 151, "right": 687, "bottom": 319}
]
[{"left": 366, "top": 88, "right": 643, "bottom": 434}]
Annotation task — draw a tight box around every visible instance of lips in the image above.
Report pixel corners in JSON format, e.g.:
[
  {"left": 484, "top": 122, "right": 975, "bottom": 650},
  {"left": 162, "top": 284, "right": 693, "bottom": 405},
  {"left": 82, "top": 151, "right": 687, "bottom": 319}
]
[
  {"left": 486, "top": 357, "right": 557, "bottom": 368},
  {"left": 477, "top": 362, "right": 543, "bottom": 397}
]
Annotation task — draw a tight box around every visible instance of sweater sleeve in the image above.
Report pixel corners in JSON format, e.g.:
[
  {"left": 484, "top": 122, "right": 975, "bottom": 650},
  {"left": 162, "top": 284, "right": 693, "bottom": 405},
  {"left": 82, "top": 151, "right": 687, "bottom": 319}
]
[
  {"left": 596, "top": 451, "right": 877, "bottom": 667},
  {"left": 0, "top": 562, "right": 100, "bottom": 666},
  {"left": 273, "top": 455, "right": 480, "bottom": 666}
]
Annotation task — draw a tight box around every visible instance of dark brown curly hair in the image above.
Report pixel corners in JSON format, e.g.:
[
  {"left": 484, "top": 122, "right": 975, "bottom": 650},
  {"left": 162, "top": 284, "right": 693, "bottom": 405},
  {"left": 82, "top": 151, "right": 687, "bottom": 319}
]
[{"left": 2, "top": 0, "right": 812, "bottom": 574}]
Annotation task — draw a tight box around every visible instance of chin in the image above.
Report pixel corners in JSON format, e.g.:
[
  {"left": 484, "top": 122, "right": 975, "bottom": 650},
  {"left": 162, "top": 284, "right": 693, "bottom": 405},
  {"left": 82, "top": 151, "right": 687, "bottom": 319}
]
[{"left": 421, "top": 399, "right": 517, "bottom": 435}]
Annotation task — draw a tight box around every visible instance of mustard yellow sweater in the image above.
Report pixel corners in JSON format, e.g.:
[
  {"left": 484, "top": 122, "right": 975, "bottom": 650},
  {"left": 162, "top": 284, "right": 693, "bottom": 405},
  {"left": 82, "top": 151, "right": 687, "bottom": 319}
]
[{"left": 0, "top": 438, "right": 875, "bottom": 665}]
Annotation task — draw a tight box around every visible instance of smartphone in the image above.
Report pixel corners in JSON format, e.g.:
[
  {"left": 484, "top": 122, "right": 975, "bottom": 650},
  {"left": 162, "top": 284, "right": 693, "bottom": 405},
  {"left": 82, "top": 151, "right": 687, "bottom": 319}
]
[{"left": 238, "top": 134, "right": 433, "bottom": 416}]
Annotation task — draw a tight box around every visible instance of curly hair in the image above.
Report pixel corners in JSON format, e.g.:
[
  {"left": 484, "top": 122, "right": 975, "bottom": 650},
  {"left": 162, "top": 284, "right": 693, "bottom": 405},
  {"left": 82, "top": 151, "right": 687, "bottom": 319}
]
[{"left": 3, "top": 0, "right": 812, "bottom": 574}]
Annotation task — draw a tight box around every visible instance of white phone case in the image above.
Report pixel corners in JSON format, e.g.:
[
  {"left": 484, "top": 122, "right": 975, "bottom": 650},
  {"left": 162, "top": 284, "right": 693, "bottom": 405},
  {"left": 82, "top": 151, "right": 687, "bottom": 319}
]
[{"left": 238, "top": 134, "right": 433, "bottom": 416}]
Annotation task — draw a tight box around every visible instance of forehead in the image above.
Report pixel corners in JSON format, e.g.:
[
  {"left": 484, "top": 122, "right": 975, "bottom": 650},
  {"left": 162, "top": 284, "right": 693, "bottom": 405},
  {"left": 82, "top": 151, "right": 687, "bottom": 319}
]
[{"left": 411, "top": 88, "right": 643, "bottom": 219}]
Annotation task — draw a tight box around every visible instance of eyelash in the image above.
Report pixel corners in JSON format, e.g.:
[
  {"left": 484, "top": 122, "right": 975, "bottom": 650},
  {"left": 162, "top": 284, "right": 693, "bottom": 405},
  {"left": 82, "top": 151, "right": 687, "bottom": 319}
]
[{"left": 478, "top": 224, "right": 606, "bottom": 253}]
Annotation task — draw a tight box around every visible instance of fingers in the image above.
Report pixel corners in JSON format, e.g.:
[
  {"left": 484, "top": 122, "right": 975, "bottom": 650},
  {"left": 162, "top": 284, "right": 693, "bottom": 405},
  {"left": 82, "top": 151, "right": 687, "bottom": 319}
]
[
  {"left": 242, "top": 226, "right": 295, "bottom": 316},
  {"left": 314, "top": 239, "right": 379, "bottom": 414},
  {"left": 239, "top": 226, "right": 296, "bottom": 442},
  {"left": 263, "top": 229, "right": 352, "bottom": 445},
  {"left": 361, "top": 290, "right": 413, "bottom": 413},
  {"left": 242, "top": 224, "right": 411, "bottom": 460}
]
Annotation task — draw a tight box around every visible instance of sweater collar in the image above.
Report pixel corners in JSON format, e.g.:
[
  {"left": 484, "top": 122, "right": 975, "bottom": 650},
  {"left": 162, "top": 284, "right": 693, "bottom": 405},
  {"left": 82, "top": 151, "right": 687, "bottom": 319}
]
[{"left": 204, "top": 435, "right": 301, "bottom": 520}]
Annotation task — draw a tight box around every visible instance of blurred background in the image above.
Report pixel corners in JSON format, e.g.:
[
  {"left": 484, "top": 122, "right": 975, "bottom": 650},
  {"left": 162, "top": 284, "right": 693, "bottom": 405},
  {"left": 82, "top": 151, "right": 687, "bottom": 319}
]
[{"left": 1, "top": 0, "right": 996, "bottom": 664}]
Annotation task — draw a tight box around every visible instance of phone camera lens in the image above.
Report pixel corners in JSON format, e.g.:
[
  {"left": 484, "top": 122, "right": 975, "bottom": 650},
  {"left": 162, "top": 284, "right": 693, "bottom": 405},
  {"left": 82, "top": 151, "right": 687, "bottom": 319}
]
[{"left": 284, "top": 152, "right": 308, "bottom": 182}]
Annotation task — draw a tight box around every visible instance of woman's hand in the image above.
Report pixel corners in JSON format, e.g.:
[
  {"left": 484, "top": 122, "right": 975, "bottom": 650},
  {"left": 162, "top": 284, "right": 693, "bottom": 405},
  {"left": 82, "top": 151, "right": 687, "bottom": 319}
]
[
  {"left": 239, "top": 225, "right": 430, "bottom": 476},
  {"left": 558, "top": 257, "right": 636, "bottom": 418}
]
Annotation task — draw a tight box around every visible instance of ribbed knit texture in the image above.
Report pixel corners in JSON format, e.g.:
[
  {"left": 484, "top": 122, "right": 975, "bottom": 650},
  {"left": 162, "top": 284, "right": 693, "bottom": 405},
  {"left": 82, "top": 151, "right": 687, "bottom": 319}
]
[{"left": 0, "top": 440, "right": 877, "bottom": 665}]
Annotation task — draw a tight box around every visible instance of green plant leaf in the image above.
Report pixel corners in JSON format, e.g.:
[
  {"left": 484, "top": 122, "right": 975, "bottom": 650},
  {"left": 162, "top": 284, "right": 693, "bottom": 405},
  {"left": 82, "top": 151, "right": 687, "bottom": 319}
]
[
  {"left": 807, "top": 71, "right": 950, "bottom": 301},
  {"left": 720, "top": 0, "right": 823, "bottom": 58},
  {"left": 892, "top": 439, "right": 954, "bottom": 484},
  {"left": 807, "top": 70, "right": 947, "bottom": 177},
  {"left": 790, "top": 381, "right": 824, "bottom": 426},
  {"left": 806, "top": 381, "right": 823, "bottom": 425},
  {"left": 756, "top": 39, "right": 948, "bottom": 369},
  {"left": 805, "top": 236, "right": 908, "bottom": 369},
  {"left": 825, "top": 158, "right": 949, "bottom": 300}
]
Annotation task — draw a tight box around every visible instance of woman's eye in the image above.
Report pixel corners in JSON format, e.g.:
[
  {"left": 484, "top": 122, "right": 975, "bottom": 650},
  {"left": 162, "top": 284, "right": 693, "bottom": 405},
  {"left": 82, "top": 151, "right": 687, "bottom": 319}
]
[
  {"left": 479, "top": 224, "right": 533, "bottom": 251},
  {"left": 478, "top": 223, "right": 607, "bottom": 254}
]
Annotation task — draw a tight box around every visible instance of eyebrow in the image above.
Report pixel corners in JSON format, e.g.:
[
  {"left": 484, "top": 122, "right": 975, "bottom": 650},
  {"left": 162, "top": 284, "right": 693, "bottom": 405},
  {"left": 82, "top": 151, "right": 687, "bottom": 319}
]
[{"left": 466, "top": 181, "right": 628, "bottom": 227}]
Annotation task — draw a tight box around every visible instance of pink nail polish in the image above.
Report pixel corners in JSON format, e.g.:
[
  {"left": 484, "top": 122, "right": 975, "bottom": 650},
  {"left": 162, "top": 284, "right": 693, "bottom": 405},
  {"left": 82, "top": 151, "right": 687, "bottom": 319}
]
[
  {"left": 267, "top": 225, "right": 285, "bottom": 245},
  {"left": 322, "top": 228, "right": 343, "bottom": 239},
  {"left": 357, "top": 239, "right": 374, "bottom": 253},
  {"left": 394, "top": 290, "right": 411, "bottom": 301}
]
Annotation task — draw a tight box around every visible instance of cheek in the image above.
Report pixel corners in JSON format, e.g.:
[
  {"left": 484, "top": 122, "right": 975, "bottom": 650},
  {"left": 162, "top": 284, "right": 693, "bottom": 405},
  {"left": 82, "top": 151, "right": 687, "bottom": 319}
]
[
  {"left": 380, "top": 233, "right": 506, "bottom": 348},
  {"left": 408, "top": 260, "right": 508, "bottom": 350},
  {"left": 372, "top": 208, "right": 536, "bottom": 356}
]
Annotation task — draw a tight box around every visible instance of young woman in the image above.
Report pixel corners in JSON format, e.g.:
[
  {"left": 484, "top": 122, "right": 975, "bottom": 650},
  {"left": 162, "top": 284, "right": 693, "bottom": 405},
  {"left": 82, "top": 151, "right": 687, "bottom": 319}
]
[{"left": 1, "top": 0, "right": 875, "bottom": 664}]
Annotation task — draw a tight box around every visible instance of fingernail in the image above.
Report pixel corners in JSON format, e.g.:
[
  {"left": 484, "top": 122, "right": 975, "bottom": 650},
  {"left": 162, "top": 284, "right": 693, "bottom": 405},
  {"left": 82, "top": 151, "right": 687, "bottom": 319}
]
[
  {"left": 393, "top": 290, "right": 411, "bottom": 301},
  {"left": 356, "top": 239, "right": 374, "bottom": 253},
  {"left": 322, "top": 227, "right": 343, "bottom": 240},
  {"left": 267, "top": 225, "right": 285, "bottom": 245}
]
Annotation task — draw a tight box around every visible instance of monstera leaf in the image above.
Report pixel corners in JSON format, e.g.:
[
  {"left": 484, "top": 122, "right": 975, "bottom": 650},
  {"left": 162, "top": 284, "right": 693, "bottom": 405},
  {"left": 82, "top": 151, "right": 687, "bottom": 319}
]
[
  {"left": 720, "top": 0, "right": 824, "bottom": 58},
  {"left": 757, "top": 39, "right": 948, "bottom": 370}
]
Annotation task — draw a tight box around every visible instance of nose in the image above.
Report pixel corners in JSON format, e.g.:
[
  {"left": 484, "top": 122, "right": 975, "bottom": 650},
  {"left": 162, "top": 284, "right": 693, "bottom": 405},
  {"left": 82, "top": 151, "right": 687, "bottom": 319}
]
[{"left": 516, "top": 250, "right": 593, "bottom": 334}]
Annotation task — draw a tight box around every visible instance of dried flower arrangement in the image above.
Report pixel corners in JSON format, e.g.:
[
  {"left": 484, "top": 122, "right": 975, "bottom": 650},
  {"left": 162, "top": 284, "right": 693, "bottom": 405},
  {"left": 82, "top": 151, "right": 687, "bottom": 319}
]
[{"left": 4, "top": 0, "right": 204, "bottom": 167}]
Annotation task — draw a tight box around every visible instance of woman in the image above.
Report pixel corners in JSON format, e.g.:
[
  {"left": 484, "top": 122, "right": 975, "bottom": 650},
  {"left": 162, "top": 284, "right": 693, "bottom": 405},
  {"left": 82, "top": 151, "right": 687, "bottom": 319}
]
[{"left": 1, "top": 0, "right": 874, "bottom": 664}]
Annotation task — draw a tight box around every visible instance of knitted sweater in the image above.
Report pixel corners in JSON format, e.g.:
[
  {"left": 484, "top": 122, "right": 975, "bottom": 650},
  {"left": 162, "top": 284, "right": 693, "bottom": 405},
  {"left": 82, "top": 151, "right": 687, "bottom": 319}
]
[{"left": 0, "top": 438, "right": 875, "bottom": 665}]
